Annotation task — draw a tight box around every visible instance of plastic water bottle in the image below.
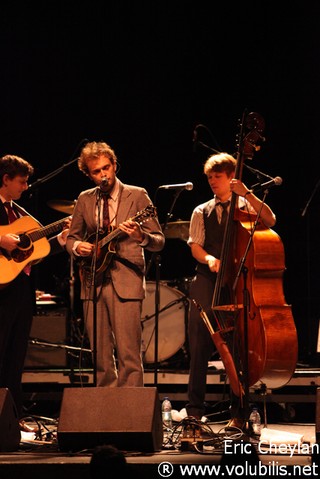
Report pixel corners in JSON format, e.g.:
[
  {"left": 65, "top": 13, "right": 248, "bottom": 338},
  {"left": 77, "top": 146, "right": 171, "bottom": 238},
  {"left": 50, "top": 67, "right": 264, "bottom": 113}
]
[
  {"left": 249, "top": 407, "right": 261, "bottom": 435},
  {"left": 162, "top": 397, "right": 172, "bottom": 432}
]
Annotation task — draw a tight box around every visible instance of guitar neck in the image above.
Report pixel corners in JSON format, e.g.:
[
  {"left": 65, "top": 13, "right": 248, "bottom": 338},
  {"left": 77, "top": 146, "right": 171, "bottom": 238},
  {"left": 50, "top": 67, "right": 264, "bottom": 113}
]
[{"left": 29, "top": 218, "right": 68, "bottom": 242}]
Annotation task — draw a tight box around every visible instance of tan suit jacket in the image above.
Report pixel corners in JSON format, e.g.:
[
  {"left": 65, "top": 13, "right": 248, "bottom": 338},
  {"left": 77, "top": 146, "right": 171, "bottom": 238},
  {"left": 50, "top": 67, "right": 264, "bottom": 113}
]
[{"left": 66, "top": 180, "right": 165, "bottom": 299}]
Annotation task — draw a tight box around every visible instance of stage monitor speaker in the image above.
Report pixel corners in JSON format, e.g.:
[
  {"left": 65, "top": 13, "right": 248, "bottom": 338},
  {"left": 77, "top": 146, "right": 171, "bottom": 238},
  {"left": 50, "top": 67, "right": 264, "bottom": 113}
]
[
  {"left": 316, "top": 387, "right": 320, "bottom": 443},
  {"left": 57, "top": 387, "right": 163, "bottom": 452},
  {"left": 24, "top": 308, "right": 68, "bottom": 368},
  {"left": 0, "top": 388, "right": 20, "bottom": 451}
]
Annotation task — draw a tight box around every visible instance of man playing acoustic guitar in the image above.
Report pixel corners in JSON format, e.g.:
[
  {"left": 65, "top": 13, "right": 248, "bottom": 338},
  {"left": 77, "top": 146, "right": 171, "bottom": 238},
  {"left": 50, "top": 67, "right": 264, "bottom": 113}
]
[
  {"left": 0, "top": 154, "right": 70, "bottom": 435},
  {"left": 66, "top": 141, "right": 165, "bottom": 388}
]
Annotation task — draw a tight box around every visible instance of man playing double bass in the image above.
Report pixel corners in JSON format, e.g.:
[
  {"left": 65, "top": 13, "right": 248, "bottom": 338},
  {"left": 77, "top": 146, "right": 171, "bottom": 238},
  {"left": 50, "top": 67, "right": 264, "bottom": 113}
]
[{"left": 186, "top": 152, "right": 276, "bottom": 429}]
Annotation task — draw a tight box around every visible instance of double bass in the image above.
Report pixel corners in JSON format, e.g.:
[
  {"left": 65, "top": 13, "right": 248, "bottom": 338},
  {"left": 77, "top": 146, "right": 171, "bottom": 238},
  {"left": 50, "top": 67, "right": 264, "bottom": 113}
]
[{"left": 206, "top": 111, "right": 298, "bottom": 399}]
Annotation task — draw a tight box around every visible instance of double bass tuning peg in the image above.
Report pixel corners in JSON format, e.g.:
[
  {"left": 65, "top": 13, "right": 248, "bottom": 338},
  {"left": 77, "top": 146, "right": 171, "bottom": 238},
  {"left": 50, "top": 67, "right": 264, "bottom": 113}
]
[{"left": 245, "top": 111, "right": 265, "bottom": 132}]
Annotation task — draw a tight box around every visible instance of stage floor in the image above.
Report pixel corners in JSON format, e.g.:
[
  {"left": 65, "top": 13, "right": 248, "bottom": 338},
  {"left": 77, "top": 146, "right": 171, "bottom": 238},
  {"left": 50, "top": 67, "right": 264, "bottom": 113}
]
[
  {"left": 21, "top": 363, "right": 320, "bottom": 422},
  {"left": 1, "top": 364, "right": 314, "bottom": 478},
  {"left": 0, "top": 422, "right": 317, "bottom": 479}
]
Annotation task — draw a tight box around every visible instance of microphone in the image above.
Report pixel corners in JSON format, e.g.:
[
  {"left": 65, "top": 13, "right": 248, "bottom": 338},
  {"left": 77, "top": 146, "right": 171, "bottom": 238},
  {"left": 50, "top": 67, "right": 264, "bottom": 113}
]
[
  {"left": 250, "top": 176, "right": 283, "bottom": 193},
  {"left": 99, "top": 177, "right": 108, "bottom": 192},
  {"left": 159, "top": 182, "right": 193, "bottom": 191}
]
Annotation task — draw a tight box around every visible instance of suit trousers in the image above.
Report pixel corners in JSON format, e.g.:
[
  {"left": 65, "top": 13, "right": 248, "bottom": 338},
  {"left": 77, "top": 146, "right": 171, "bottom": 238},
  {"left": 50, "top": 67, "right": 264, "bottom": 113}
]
[{"left": 83, "top": 278, "right": 144, "bottom": 387}]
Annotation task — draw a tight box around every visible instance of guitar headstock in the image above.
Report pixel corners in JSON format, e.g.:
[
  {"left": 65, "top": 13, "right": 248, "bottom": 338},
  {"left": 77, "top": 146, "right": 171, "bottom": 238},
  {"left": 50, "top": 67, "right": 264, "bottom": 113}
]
[{"left": 133, "top": 205, "right": 157, "bottom": 224}]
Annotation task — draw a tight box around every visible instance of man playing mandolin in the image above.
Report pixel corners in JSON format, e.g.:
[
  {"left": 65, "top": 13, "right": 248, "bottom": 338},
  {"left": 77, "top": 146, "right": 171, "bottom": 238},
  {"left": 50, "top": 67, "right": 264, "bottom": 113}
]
[
  {"left": 66, "top": 141, "right": 165, "bottom": 388},
  {"left": 186, "top": 152, "right": 276, "bottom": 429}
]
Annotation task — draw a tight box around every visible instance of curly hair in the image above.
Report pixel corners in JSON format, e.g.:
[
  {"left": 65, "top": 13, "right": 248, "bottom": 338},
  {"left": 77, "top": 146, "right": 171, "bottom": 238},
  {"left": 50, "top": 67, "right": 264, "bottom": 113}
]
[{"left": 78, "top": 141, "right": 117, "bottom": 175}]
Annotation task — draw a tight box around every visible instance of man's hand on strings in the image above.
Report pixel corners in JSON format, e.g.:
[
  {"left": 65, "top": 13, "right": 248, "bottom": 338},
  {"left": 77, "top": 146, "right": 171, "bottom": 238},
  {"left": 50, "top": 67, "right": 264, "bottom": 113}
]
[{"left": 119, "top": 219, "right": 144, "bottom": 242}]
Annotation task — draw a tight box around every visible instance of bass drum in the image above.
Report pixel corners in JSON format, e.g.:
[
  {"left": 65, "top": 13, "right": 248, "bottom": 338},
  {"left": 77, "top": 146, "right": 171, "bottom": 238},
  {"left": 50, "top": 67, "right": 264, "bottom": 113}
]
[{"left": 141, "top": 281, "right": 189, "bottom": 364}]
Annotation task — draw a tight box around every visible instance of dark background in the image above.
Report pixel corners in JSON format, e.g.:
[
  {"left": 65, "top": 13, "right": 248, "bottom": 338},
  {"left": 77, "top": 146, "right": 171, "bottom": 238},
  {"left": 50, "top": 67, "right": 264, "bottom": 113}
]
[{"left": 1, "top": 0, "right": 319, "bottom": 364}]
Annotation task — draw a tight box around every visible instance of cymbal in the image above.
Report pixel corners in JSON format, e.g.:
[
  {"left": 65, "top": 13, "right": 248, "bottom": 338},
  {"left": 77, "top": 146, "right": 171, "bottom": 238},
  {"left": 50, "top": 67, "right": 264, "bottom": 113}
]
[
  {"left": 47, "top": 199, "right": 75, "bottom": 215},
  {"left": 163, "top": 221, "right": 190, "bottom": 242}
]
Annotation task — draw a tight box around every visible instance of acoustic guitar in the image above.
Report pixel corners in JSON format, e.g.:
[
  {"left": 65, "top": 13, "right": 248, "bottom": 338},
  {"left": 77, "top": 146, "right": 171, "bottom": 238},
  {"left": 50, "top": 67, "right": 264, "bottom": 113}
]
[{"left": 0, "top": 216, "right": 69, "bottom": 286}]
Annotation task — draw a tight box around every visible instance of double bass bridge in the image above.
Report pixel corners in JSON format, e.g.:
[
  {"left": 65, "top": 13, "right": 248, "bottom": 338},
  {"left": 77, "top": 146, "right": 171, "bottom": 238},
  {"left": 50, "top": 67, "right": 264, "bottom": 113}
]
[
  {"left": 212, "top": 304, "right": 243, "bottom": 312},
  {"left": 212, "top": 303, "right": 243, "bottom": 333}
]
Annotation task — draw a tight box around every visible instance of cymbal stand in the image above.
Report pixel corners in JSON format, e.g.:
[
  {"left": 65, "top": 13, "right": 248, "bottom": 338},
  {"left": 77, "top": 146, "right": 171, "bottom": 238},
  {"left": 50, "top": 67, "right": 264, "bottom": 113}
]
[
  {"left": 26, "top": 138, "right": 88, "bottom": 292},
  {"left": 153, "top": 254, "right": 161, "bottom": 386},
  {"left": 69, "top": 256, "right": 75, "bottom": 315}
]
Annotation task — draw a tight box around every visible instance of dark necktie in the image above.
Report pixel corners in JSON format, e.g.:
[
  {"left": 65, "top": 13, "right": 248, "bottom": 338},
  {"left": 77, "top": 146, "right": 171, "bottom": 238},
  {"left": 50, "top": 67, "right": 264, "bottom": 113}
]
[
  {"left": 102, "top": 194, "right": 110, "bottom": 229},
  {"left": 4, "top": 202, "right": 18, "bottom": 223},
  {"left": 220, "top": 201, "right": 230, "bottom": 228}
]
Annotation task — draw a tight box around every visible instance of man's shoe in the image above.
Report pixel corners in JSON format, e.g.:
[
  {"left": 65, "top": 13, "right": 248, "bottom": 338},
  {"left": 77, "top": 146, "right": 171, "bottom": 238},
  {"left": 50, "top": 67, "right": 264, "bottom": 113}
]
[
  {"left": 225, "top": 417, "right": 245, "bottom": 431},
  {"left": 19, "top": 420, "right": 40, "bottom": 434}
]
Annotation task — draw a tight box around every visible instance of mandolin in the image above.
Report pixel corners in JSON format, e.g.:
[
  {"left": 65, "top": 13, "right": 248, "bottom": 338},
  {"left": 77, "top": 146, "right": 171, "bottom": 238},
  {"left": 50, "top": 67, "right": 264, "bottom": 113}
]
[{"left": 79, "top": 204, "right": 157, "bottom": 275}]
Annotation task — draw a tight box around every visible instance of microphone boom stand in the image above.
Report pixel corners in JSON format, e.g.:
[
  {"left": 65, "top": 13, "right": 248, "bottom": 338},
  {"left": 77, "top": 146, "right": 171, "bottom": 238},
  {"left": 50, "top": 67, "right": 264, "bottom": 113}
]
[
  {"left": 88, "top": 189, "right": 103, "bottom": 387},
  {"left": 232, "top": 189, "right": 268, "bottom": 433},
  {"left": 146, "top": 188, "right": 184, "bottom": 386},
  {"left": 301, "top": 177, "right": 320, "bottom": 218}
]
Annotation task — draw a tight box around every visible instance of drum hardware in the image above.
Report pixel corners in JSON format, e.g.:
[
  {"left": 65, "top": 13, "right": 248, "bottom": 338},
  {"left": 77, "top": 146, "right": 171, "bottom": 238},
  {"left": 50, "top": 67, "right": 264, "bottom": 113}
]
[
  {"left": 141, "top": 294, "right": 188, "bottom": 323},
  {"left": 166, "top": 277, "right": 193, "bottom": 296},
  {"left": 47, "top": 198, "right": 77, "bottom": 315},
  {"left": 162, "top": 221, "right": 190, "bottom": 242}
]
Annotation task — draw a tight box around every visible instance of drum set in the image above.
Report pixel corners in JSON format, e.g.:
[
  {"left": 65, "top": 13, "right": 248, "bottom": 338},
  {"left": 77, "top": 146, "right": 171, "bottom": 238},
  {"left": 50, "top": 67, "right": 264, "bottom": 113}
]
[
  {"left": 142, "top": 221, "right": 193, "bottom": 367},
  {"left": 48, "top": 199, "right": 194, "bottom": 368},
  {"left": 141, "top": 280, "right": 191, "bottom": 366}
]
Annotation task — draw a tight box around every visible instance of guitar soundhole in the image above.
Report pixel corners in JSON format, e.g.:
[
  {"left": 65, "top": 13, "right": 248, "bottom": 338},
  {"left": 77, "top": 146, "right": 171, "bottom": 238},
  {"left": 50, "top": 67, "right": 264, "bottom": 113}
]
[
  {"left": 17, "top": 234, "right": 32, "bottom": 250},
  {"left": 11, "top": 234, "right": 34, "bottom": 262}
]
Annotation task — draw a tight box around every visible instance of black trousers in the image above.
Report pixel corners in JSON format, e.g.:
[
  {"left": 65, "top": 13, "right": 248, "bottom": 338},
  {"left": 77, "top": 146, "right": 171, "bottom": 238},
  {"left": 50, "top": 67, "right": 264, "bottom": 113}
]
[
  {"left": 0, "top": 273, "right": 34, "bottom": 417},
  {"left": 187, "top": 270, "right": 246, "bottom": 420},
  {"left": 186, "top": 272, "right": 216, "bottom": 418}
]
